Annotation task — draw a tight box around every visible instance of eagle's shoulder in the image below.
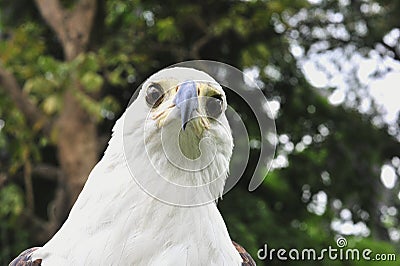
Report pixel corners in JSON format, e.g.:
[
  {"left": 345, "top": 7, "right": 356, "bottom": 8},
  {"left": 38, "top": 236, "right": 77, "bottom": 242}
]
[
  {"left": 232, "top": 241, "right": 256, "bottom": 266},
  {"left": 9, "top": 247, "right": 42, "bottom": 266}
]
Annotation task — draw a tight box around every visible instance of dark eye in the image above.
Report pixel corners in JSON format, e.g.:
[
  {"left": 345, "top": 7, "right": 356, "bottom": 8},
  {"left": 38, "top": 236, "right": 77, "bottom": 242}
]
[
  {"left": 205, "top": 95, "right": 223, "bottom": 118},
  {"left": 146, "top": 84, "right": 164, "bottom": 108}
]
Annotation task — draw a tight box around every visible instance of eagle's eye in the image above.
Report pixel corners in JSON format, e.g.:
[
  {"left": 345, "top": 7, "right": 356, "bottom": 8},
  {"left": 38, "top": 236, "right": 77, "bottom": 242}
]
[
  {"left": 145, "top": 84, "right": 164, "bottom": 108},
  {"left": 205, "top": 95, "right": 223, "bottom": 118}
]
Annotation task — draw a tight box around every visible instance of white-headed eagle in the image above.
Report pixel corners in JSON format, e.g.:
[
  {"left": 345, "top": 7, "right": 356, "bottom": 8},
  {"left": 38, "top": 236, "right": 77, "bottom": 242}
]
[{"left": 10, "top": 67, "right": 256, "bottom": 266}]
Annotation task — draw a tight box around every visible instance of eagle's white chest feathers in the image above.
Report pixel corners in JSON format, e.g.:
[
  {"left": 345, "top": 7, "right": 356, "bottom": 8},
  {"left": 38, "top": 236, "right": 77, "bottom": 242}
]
[{"left": 32, "top": 108, "right": 242, "bottom": 266}]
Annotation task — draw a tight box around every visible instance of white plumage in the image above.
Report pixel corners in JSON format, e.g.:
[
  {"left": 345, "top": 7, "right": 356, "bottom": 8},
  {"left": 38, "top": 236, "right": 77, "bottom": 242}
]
[{"left": 31, "top": 67, "right": 243, "bottom": 265}]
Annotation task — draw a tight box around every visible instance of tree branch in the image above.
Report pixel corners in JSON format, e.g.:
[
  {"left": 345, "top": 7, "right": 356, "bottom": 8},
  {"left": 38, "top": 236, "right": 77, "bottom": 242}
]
[
  {"left": 34, "top": 0, "right": 97, "bottom": 59},
  {"left": 190, "top": 33, "right": 214, "bottom": 59},
  {"left": 189, "top": 17, "right": 215, "bottom": 59},
  {"left": 24, "top": 165, "right": 68, "bottom": 242},
  {"left": 0, "top": 66, "right": 50, "bottom": 134},
  {"left": 33, "top": 0, "right": 66, "bottom": 42},
  {"left": 0, "top": 172, "right": 6, "bottom": 188},
  {"left": 32, "top": 163, "right": 62, "bottom": 181},
  {"left": 24, "top": 160, "right": 35, "bottom": 213},
  {"left": 20, "top": 210, "right": 55, "bottom": 243}
]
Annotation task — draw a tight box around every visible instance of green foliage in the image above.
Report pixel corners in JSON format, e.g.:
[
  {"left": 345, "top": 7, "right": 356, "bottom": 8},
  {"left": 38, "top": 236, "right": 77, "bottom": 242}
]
[
  {"left": 155, "top": 17, "right": 181, "bottom": 42},
  {"left": 0, "top": 184, "right": 24, "bottom": 223},
  {"left": 0, "top": 184, "right": 29, "bottom": 265},
  {"left": 0, "top": 22, "right": 45, "bottom": 69},
  {"left": 1, "top": 0, "right": 400, "bottom": 265},
  {"left": 0, "top": 90, "right": 40, "bottom": 174}
]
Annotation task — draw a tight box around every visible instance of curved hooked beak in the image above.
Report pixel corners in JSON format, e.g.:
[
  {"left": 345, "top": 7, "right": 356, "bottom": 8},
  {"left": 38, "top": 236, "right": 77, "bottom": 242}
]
[{"left": 173, "top": 81, "right": 199, "bottom": 130}]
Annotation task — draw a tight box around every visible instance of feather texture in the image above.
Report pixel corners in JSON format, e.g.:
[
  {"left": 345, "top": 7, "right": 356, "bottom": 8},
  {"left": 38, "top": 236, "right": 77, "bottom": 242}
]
[{"left": 23, "top": 68, "right": 251, "bottom": 265}]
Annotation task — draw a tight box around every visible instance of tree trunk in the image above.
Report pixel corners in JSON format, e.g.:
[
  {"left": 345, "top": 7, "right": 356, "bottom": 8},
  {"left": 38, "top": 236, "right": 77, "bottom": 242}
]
[
  {"left": 56, "top": 92, "right": 98, "bottom": 209},
  {"left": 34, "top": 0, "right": 98, "bottom": 227}
]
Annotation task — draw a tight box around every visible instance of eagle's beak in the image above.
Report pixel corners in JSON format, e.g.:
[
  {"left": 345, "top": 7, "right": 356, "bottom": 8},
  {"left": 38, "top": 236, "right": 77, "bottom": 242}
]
[
  {"left": 152, "top": 81, "right": 210, "bottom": 136},
  {"left": 173, "top": 81, "right": 210, "bottom": 134},
  {"left": 173, "top": 81, "right": 198, "bottom": 130}
]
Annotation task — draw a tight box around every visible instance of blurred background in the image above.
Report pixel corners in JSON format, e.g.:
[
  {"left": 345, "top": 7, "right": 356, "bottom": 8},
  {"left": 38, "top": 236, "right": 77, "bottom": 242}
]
[{"left": 0, "top": 0, "right": 399, "bottom": 265}]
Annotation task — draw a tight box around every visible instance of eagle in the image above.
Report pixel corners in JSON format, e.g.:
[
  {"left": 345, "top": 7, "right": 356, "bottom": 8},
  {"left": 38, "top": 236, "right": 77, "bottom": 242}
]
[{"left": 10, "top": 67, "right": 256, "bottom": 265}]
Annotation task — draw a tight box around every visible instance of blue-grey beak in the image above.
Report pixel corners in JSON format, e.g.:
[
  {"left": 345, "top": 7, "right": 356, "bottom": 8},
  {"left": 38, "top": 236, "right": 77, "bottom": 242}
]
[{"left": 173, "top": 81, "right": 198, "bottom": 130}]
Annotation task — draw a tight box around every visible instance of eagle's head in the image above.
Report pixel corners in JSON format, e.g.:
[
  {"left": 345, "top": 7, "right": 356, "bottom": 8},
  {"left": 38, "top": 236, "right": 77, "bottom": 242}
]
[{"left": 118, "top": 67, "right": 233, "bottom": 206}]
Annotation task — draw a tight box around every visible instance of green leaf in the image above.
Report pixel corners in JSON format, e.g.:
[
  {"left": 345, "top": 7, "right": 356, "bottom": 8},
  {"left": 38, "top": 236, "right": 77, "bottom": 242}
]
[
  {"left": 108, "top": 66, "right": 124, "bottom": 86},
  {"left": 42, "top": 95, "right": 60, "bottom": 115},
  {"left": 155, "top": 17, "right": 180, "bottom": 42},
  {"left": 0, "top": 184, "right": 24, "bottom": 220},
  {"left": 80, "top": 72, "right": 104, "bottom": 93}
]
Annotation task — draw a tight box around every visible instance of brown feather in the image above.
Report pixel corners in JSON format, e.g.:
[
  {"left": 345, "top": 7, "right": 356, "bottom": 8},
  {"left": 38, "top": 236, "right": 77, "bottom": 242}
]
[
  {"left": 232, "top": 241, "right": 257, "bottom": 266},
  {"left": 9, "top": 247, "right": 42, "bottom": 266}
]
